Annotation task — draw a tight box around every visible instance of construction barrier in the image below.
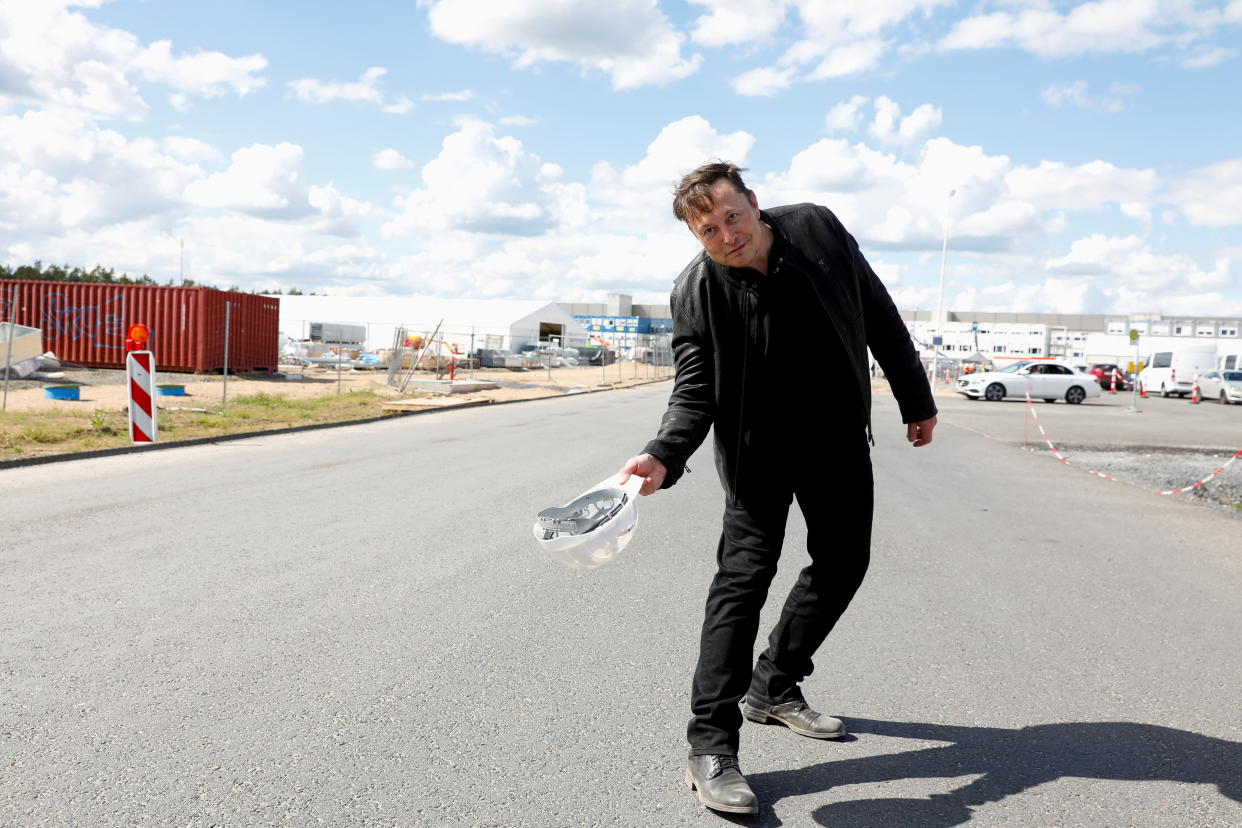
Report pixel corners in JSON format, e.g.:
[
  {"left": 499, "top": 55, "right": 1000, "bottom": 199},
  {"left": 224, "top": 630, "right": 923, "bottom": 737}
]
[
  {"left": 127, "top": 350, "right": 157, "bottom": 443},
  {"left": 1024, "top": 389, "right": 1240, "bottom": 496}
]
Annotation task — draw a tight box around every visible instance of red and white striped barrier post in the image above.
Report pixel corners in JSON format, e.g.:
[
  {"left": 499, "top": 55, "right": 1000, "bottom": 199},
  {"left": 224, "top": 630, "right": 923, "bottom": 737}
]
[
  {"left": 1109, "top": 369, "right": 1118, "bottom": 394},
  {"left": 1140, "top": 377, "right": 1148, "bottom": 398},
  {"left": 1190, "top": 375, "right": 1201, "bottom": 404},
  {"left": 125, "top": 323, "right": 158, "bottom": 443}
]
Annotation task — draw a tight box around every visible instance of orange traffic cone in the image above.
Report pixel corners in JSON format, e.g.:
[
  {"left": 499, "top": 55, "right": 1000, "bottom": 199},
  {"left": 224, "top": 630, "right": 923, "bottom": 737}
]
[
  {"left": 1190, "top": 375, "right": 1201, "bottom": 404},
  {"left": 1140, "top": 378, "right": 1148, "bottom": 398},
  {"left": 1109, "top": 370, "right": 1118, "bottom": 394}
]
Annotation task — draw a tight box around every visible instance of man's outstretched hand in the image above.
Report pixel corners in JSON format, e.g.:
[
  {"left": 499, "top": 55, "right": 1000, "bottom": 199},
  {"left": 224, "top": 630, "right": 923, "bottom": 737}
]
[
  {"left": 907, "top": 416, "right": 937, "bottom": 447},
  {"left": 618, "top": 453, "right": 668, "bottom": 496}
]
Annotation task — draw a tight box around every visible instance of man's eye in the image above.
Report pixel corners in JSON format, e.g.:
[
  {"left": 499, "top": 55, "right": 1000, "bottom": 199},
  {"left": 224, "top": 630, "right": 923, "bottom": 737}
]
[{"left": 703, "top": 227, "right": 714, "bottom": 236}]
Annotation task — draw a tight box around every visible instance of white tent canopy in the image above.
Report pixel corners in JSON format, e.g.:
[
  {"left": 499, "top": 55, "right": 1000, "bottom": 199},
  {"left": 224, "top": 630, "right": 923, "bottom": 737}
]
[{"left": 269, "top": 294, "right": 591, "bottom": 352}]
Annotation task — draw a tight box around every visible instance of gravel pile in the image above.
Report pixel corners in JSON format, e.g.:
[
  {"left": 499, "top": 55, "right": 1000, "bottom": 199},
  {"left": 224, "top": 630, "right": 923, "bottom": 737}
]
[{"left": 1025, "top": 445, "right": 1242, "bottom": 519}]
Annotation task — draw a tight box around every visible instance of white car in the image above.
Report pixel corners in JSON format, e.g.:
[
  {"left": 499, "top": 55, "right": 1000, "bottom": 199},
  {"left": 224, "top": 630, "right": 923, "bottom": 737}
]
[
  {"left": 1198, "top": 370, "right": 1242, "bottom": 405},
  {"left": 956, "top": 360, "right": 1102, "bottom": 404}
]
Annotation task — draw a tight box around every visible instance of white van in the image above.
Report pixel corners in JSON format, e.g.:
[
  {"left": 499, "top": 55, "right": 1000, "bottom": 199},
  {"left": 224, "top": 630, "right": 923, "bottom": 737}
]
[{"left": 1140, "top": 345, "right": 1218, "bottom": 397}]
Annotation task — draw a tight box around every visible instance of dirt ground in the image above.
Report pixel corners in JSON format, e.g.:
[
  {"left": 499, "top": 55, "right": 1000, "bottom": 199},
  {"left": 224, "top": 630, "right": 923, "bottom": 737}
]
[{"left": 0, "top": 361, "right": 673, "bottom": 413}]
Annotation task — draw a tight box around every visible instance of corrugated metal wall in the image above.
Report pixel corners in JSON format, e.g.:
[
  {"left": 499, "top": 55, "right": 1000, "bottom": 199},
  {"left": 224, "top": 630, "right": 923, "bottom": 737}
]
[{"left": 0, "top": 281, "right": 279, "bottom": 372}]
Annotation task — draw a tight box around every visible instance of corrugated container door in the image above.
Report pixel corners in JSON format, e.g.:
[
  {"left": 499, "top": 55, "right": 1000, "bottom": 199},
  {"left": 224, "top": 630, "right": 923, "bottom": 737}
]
[{"left": 0, "top": 281, "right": 278, "bottom": 371}]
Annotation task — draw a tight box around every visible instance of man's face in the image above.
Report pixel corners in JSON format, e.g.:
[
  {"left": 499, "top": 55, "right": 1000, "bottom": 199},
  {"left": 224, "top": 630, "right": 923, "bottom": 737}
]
[{"left": 686, "top": 180, "right": 768, "bottom": 270}]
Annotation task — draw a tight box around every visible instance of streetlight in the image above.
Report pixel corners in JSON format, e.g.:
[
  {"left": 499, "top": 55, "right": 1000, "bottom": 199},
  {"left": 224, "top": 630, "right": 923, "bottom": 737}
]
[{"left": 930, "top": 188, "right": 956, "bottom": 388}]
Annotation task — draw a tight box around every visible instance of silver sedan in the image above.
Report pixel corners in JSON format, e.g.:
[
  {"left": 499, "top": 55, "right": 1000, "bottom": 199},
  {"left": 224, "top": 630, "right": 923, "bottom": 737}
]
[
  {"left": 1198, "top": 371, "right": 1242, "bottom": 404},
  {"left": 956, "top": 360, "right": 1103, "bottom": 404}
]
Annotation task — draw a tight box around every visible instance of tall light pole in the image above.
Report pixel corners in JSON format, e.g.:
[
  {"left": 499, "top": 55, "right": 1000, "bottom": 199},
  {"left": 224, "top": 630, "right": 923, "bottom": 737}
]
[{"left": 930, "top": 188, "right": 956, "bottom": 388}]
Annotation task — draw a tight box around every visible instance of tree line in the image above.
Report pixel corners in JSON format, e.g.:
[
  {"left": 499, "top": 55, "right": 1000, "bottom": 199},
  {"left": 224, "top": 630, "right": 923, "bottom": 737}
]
[{"left": 0, "top": 262, "right": 315, "bottom": 295}]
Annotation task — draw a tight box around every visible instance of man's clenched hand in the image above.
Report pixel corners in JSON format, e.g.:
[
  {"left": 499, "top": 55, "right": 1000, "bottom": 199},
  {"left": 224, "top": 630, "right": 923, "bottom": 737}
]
[
  {"left": 618, "top": 453, "right": 668, "bottom": 496},
  {"left": 907, "top": 416, "right": 937, "bottom": 447}
]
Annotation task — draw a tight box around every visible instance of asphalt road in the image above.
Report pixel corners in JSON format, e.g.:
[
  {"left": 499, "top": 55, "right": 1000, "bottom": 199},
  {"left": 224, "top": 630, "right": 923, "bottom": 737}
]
[{"left": 2, "top": 385, "right": 1240, "bottom": 827}]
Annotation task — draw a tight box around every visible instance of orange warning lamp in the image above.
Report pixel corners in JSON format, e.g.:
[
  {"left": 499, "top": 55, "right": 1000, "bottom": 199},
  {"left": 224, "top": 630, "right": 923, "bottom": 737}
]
[{"left": 125, "top": 323, "right": 150, "bottom": 352}]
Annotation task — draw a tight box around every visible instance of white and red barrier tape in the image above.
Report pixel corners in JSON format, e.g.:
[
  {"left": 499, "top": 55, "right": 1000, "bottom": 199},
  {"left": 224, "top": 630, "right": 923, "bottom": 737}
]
[{"left": 1023, "top": 389, "right": 1242, "bottom": 496}]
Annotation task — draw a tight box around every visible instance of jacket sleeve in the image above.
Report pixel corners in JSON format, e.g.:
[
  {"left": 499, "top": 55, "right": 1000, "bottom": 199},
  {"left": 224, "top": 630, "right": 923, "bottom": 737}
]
[
  {"left": 641, "top": 283, "right": 714, "bottom": 489},
  {"left": 852, "top": 233, "right": 938, "bottom": 424}
]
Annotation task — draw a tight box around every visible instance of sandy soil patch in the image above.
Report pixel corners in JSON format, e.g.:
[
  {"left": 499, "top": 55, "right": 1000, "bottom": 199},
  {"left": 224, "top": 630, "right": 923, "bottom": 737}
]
[{"left": 1, "top": 362, "right": 671, "bottom": 414}]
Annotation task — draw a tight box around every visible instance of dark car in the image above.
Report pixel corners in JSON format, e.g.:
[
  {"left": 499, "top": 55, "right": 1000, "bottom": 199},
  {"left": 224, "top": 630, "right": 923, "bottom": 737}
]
[{"left": 1089, "top": 363, "right": 1132, "bottom": 391}]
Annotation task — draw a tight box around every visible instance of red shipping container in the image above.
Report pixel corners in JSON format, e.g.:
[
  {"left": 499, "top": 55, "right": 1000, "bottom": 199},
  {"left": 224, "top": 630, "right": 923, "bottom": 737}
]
[{"left": 0, "top": 281, "right": 279, "bottom": 372}]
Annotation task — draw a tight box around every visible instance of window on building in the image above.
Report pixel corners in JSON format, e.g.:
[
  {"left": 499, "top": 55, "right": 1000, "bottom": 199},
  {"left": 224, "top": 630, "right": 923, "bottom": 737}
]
[
  {"left": 1152, "top": 324, "right": 1169, "bottom": 335},
  {"left": 1221, "top": 328, "right": 1238, "bottom": 337},
  {"left": 1197, "top": 326, "right": 1215, "bottom": 337},
  {"left": 1175, "top": 325, "right": 1188, "bottom": 335},
  {"left": 1032, "top": 347, "right": 1042, "bottom": 354},
  {"left": 1106, "top": 322, "right": 1126, "bottom": 335},
  {"left": 993, "top": 345, "right": 1005, "bottom": 353}
]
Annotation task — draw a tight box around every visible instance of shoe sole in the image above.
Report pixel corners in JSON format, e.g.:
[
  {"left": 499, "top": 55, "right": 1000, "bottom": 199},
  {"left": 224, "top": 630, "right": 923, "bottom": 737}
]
[
  {"left": 741, "top": 702, "right": 846, "bottom": 740},
  {"left": 684, "top": 769, "right": 759, "bottom": 815}
]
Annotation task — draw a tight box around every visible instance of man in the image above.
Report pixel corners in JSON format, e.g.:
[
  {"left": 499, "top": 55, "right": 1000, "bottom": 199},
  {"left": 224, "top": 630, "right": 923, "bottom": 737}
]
[{"left": 618, "top": 162, "right": 937, "bottom": 815}]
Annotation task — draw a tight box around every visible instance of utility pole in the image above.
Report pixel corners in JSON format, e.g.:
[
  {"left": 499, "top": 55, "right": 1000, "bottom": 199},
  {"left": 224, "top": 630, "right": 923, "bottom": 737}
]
[{"left": 931, "top": 188, "right": 956, "bottom": 388}]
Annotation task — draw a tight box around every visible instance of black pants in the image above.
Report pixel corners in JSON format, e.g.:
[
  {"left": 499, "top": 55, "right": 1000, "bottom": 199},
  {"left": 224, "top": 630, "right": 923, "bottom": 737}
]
[{"left": 687, "top": 448, "right": 874, "bottom": 756}]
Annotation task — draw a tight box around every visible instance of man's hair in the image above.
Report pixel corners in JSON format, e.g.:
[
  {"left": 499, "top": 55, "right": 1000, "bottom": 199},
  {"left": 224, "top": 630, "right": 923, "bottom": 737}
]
[{"left": 672, "top": 161, "right": 752, "bottom": 223}]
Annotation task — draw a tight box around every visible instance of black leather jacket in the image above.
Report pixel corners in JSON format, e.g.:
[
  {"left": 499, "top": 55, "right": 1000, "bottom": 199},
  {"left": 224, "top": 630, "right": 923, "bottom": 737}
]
[{"left": 642, "top": 203, "right": 936, "bottom": 502}]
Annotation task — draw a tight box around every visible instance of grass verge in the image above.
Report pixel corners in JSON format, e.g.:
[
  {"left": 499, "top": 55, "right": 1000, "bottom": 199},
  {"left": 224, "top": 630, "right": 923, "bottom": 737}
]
[{"left": 0, "top": 391, "right": 406, "bottom": 459}]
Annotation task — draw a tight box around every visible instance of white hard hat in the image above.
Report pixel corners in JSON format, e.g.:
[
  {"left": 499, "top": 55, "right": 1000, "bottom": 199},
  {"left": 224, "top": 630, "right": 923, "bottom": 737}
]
[{"left": 533, "top": 473, "right": 644, "bottom": 570}]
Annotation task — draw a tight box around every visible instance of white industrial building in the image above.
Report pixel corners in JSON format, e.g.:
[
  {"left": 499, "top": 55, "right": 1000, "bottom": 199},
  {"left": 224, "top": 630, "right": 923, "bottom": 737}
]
[
  {"left": 265, "top": 291, "right": 1242, "bottom": 373},
  {"left": 269, "top": 294, "right": 592, "bottom": 353},
  {"left": 903, "top": 310, "right": 1242, "bottom": 372}
]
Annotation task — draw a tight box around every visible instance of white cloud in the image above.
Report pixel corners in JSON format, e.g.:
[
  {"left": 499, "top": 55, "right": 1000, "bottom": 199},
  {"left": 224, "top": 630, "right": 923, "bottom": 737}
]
[
  {"left": 372, "top": 148, "right": 414, "bottom": 170},
  {"left": 590, "top": 115, "right": 755, "bottom": 233},
  {"left": 804, "top": 38, "right": 891, "bottom": 79},
  {"left": 383, "top": 96, "right": 416, "bottom": 115},
  {"left": 1046, "top": 234, "right": 1235, "bottom": 301},
  {"left": 1042, "top": 81, "right": 1091, "bottom": 108},
  {"left": 1171, "top": 159, "right": 1242, "bottom": 227},
  {"left": 132, "top": 40, "right": 266, "bottom": 101},
  {"left": 731, "top": 66, "right": 794, "bottom": 97},
  {"left": 498, "top": 115, "right": 536, "bottom": 126},
  {"left": 287, "top": 67, "right": 412, "bottom": 114},
  {"left": 1181, "top": 46, "right": 1237, "bottom": 67},
  {"left": 1006, "top": 160, "right": 1159, "bottom": 213},
  {"left": 162, "top": 136, "right": 223, "bottom": 163},
  {"left": 825, "top": 95, "right": 869, "bottom": 133},
  {"left": 867, "top": 97, "right": 943, "bottom": 146},
  {"left": 1041, "top": 80, "right": 1136, "bottom": 112},
  {"left": 0, "top": 2, "right": 265, "bottom": 119},
  {"left": 421, "top": 89, "right": 474, "bottom": 102},
  {"left": 939, "top": 0, "right": 1165, "bottom": 57},
  {"left": 383, "top": 121, "right": 587, "bottom": 238},
  {"left": 308, "top": 184, "right": 376, "bottom": 237},
  {"left": 184, "top": 142, "right": 315, "bottom": 218},
  {"left": 421, "top": 0, "right": 701, "bottom": 89},
  {"left": 0, "top": 108, "right": 201, "bottom": 231},
  {"left": 687, "top": 0, "right": 786, "bottom": 47}
]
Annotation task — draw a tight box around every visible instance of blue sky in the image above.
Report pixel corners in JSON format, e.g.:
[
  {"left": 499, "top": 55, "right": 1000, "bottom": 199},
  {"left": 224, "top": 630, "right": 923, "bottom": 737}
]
[{"left": 2, "top": 0, "right": 1240, "bottom": 314}]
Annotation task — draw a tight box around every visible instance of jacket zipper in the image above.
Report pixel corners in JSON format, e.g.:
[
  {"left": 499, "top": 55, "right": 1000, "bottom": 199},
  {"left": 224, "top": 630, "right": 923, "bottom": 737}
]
[{"left": 732, "top": 289, "right": 751, "bottom": 499}]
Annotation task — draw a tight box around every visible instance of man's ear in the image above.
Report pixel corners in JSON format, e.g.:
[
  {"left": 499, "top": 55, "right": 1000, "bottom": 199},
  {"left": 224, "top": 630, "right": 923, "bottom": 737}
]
[{"left": 747, "top": 190, "right": 759, "bottom": 211}]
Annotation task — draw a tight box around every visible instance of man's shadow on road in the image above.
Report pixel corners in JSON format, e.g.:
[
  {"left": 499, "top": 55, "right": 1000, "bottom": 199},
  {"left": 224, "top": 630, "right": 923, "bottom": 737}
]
[{"left": 716, "top": 718, "right": 1241, "bottom": 826}]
